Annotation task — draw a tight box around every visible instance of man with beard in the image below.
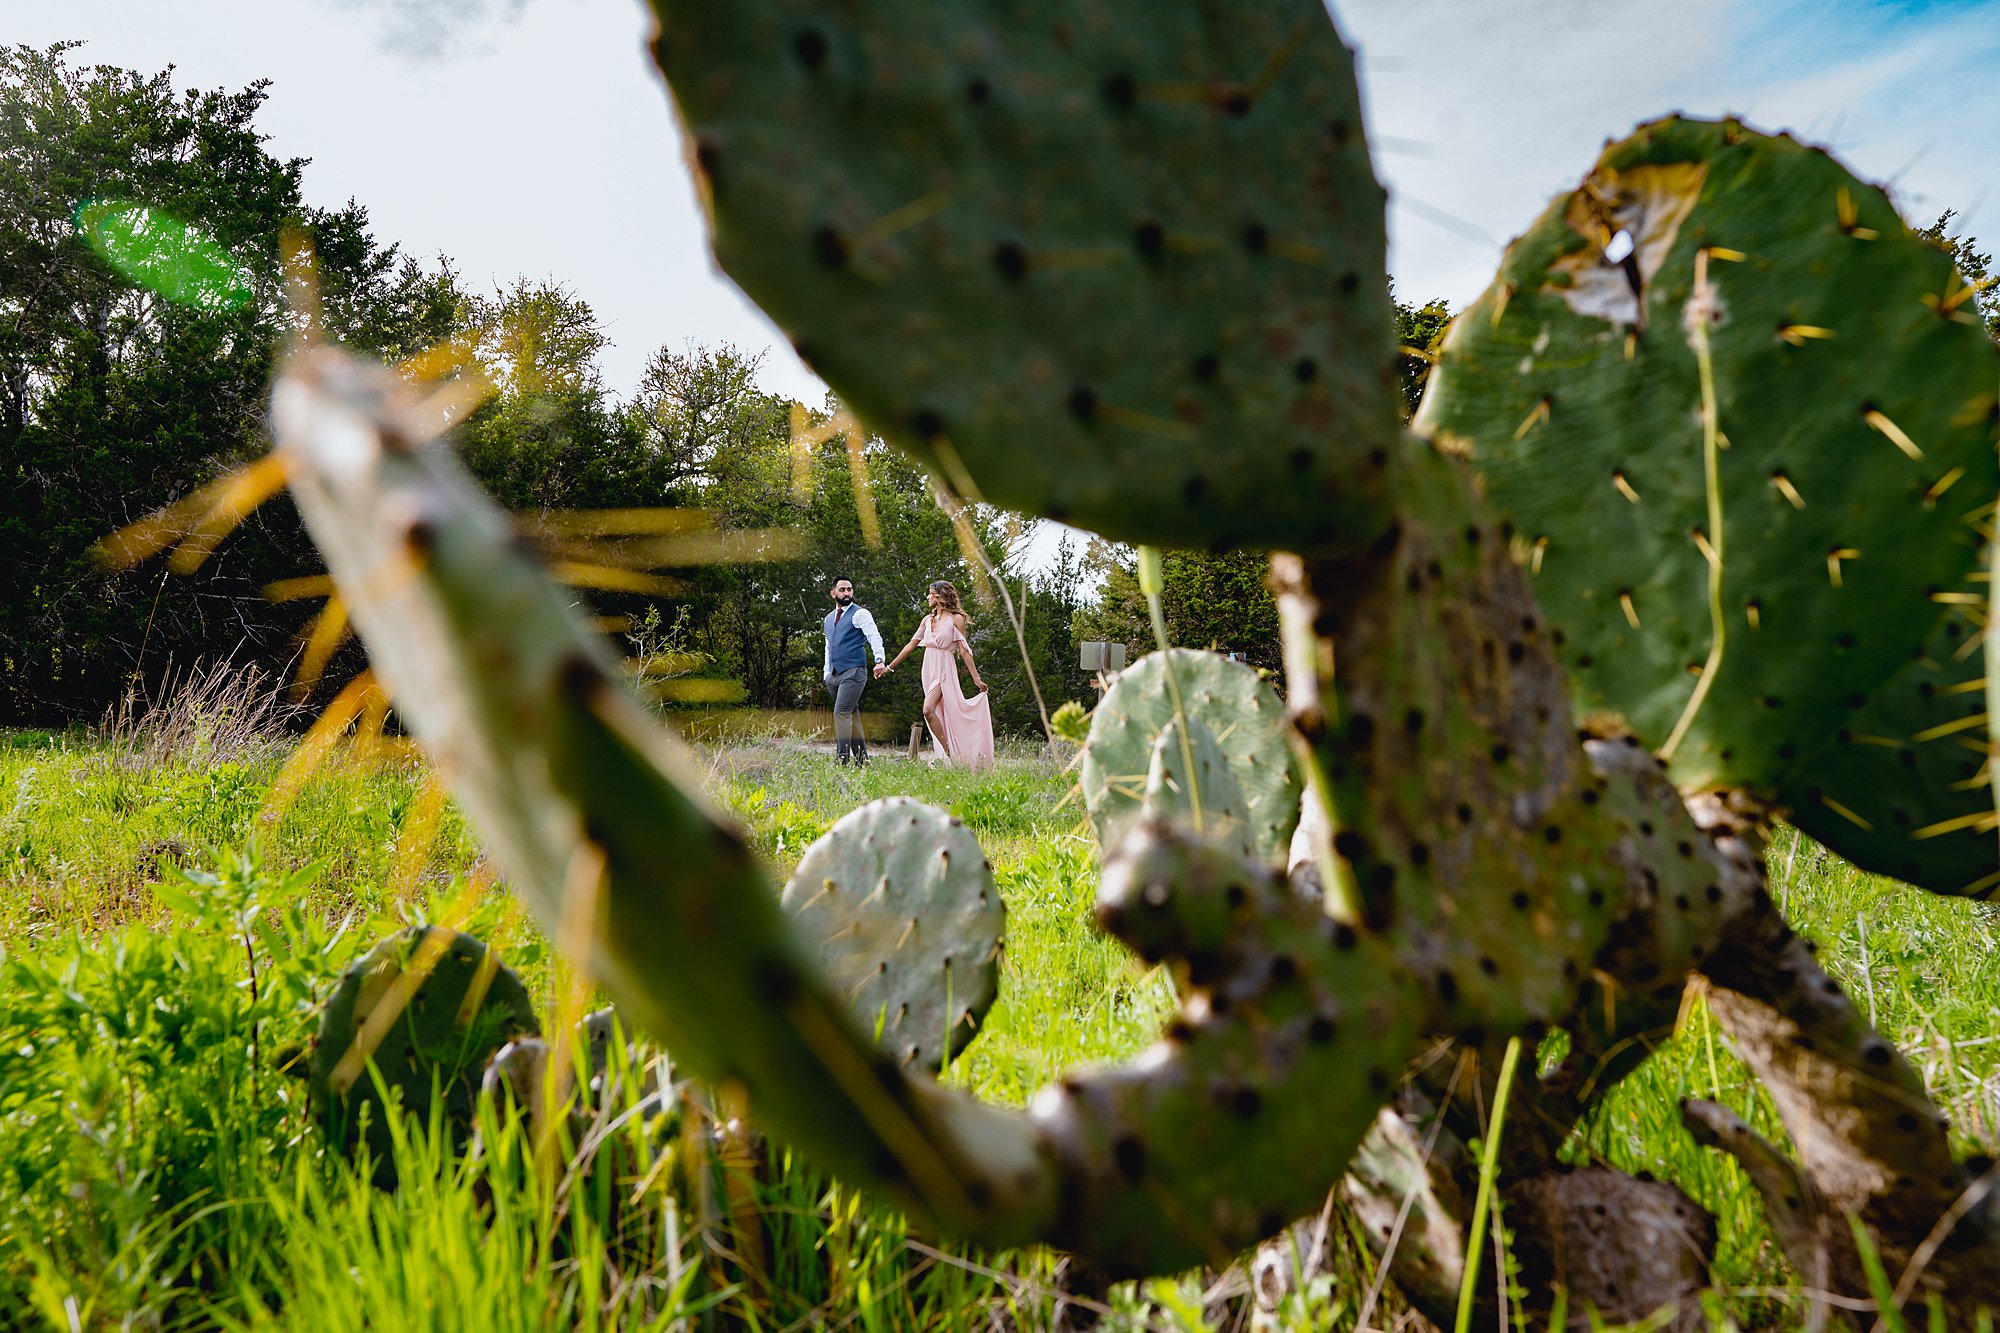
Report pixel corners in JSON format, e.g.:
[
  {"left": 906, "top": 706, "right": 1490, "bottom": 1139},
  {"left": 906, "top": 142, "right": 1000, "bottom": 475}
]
[{"left": 821, "top": 575, "right": 887, "bottom": 765}]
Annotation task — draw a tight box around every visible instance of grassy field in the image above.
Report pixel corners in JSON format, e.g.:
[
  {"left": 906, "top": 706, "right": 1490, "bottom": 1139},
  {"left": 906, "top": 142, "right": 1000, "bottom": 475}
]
[{"left": 2, "top": 706, "right": 1997, "bottom": 1330}]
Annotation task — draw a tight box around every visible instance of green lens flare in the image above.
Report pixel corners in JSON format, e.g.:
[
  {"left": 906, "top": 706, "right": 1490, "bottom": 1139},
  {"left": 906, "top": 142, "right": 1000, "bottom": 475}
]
[{"left": 74, "top": 199, "right": 255, "bottom": 310}]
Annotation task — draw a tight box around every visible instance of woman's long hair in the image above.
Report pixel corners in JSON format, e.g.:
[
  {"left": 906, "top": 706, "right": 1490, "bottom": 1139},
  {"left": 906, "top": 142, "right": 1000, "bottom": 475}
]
[{"left": 928, "top": 580, "right": 967, "bottom": 619}]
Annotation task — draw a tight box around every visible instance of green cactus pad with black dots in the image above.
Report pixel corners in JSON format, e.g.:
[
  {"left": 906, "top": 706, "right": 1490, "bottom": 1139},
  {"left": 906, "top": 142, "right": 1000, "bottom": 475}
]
[
  {"left": 645, "top": 0, "right": 1401, "bottom": 552},
  {"left": 1143, "top": 715, "right": 1257, "bottom": 861},
  {"left": 309, "top": 925, "right": 538, "bottom": 1183},
  {"left": 1785, "top": 600, "right": 2000, "bottom": 897},
  {"left": 1081, "top": 648, "right": 1301, "bottom": 862},
  {"left": 780, "top": 797, "right": 1004, "bottom": 1072},
  {"left": 1417, "top": 115, "right": 2000, "bottom": 795}
]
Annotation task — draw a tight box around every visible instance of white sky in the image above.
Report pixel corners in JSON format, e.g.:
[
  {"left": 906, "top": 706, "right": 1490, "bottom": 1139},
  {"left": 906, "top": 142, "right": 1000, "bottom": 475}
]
[{"left": 7, "top": 0, "right": 1998, "bottom": 562}]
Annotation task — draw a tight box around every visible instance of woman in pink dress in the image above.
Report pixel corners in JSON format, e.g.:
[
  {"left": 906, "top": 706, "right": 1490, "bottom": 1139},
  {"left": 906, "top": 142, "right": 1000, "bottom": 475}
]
[{"left": 882, "top": 581, "right": 994, "bottom": 766}]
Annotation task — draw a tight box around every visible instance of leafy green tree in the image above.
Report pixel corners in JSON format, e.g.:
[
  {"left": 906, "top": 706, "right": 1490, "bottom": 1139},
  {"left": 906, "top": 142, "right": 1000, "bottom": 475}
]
[
  {"left": 1920, "top": 212, "right": 1999, "bottom": 342},
  {"left": 0, "top": 43, "right": 459, "bottom": 721}
]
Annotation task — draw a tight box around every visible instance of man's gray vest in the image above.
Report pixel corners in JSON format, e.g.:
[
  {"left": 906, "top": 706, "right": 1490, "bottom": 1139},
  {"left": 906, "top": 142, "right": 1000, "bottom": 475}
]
[{"left": 825, "top": 605, "right": 867, "bottom": 673}]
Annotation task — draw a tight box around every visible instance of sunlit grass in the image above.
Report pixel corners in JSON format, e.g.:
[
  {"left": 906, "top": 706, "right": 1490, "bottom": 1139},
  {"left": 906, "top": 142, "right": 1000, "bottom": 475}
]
[{"left": 3, "top": 724, "right": 1998, "bottom": 1329}]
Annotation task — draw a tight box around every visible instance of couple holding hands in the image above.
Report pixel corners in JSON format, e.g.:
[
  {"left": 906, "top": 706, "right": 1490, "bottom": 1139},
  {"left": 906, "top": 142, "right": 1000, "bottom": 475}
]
[{"left": 820, "top": 575, "right": 993, "bottom": 767}]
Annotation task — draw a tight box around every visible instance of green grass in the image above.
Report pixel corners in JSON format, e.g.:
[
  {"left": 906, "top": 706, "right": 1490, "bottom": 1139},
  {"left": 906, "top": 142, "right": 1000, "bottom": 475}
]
[{"left": 2, "top": 725, "right": 1997, "bottom": 1330}]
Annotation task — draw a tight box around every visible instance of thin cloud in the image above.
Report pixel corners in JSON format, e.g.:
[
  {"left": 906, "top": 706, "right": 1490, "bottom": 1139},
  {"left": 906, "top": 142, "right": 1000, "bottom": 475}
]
[{"left": 317, "top": 0, "right": 535, "bottom": 62}]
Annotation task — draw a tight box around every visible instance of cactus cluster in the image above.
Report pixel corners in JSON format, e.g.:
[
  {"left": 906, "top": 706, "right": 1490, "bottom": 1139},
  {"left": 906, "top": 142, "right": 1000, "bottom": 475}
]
[{"left": 256, "top": 0, "right": 2000, "bottom": 1322}]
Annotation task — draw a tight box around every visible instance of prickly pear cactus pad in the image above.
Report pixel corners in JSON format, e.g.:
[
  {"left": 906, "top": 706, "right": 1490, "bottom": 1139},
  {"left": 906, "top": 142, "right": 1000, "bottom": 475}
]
[
  {"left": 780, "top": 798, "right": 1004, "bottom": 1072},
  {"left": 1786, "top": 606, "right": 2000, "bottom": 896},
  {"left": 1081, "top": 649, "right": 1300, "bottom": 861},
  {"left": 309, "top": 925, "right": 538, "bottom": 1182},
  {"left": 1417, "top": 115, "right": 2000, "bottom": 795},
  {"left": 645, "top": 0, "right": 1401, "bottom": 551},
  {"left": 1270, "top": 443, "right": 1628, "bottom": 1034},
  {"left": 1143, "top": 715, "right": 1256, "bottom": 861}
]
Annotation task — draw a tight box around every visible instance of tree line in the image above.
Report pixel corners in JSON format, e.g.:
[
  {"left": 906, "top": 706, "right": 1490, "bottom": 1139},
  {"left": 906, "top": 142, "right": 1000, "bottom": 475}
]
[
  {"left": 29, "top": 44, "right": 1906, "bottom": 734},
  {"left": 0, "top": 43, "right": 1104, "bottom": 736}
]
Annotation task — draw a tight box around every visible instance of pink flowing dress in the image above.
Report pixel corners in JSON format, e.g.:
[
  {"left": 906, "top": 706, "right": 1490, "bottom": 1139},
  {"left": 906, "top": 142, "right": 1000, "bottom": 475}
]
[{"left": 918, "top": 615, "right": 994, "bottom": 766}]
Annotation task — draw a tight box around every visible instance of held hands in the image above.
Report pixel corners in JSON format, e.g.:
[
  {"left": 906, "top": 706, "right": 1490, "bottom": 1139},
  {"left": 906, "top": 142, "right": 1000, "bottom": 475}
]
[{"left": 873, "top": 663, "right": 891, "bottom": 679}]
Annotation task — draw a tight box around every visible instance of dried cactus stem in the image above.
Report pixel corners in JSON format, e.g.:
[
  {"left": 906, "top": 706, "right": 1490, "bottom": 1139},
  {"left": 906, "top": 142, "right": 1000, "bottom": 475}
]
[{"left": 1695, "top": 910, "right": 2000, "bottom": 1318}]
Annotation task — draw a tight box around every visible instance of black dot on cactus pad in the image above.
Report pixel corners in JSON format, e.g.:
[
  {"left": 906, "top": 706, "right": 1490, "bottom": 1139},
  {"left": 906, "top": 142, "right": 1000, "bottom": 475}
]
[
  {"left": 792, "top": 29, "right": 828, "bottom": 69},
  {"left": 1478, "top": 955, "right": 1498, "bottom": 976},
  {"left": 1184, "top": 476, "right": 1207, "bottom": 503},
  {"left": 1511, "top": 891, "right": 1531, "bottom": 911},
  {"left": 1221, "top": 90, "right": 1252, "bottom": 117},
  {"left": 1102, "top": 73, "right": 1137, "bottom": 106},
  {"left": 991, "top": 242, "right": 1028, "bottom": 281},
  {"left": 1309, "top": 1014, "right": 1335, "bottom": 1043},
  {"left": 1331, "top": 922, "right": 1358, "bottom": 951},
  {"left": 1338, "top": 270, "right": 1361, "bottom": 295},
  {"left": 1333, "top": 830, "right": 1364, "bottom": 859},
  {"left": 1293, "top": 358, "right": 1318, "bottom": 384},
  {"left": 1457, "top": 804, "right": 1473, "bottom": 824},
  {"left": 1706, "top": 883, "right": 1723, "bottom": 902},
  {"left": 1132, "top": 219, "right": 1165, "bottom": 255},
  {"left": 1543, "top": 826, "right": 1562, "bottom": 844},
  {"left": 1367, "top": 863, "right": 1396, "bottom": 896},
  {"left": 1490, "top": 743, "right": 1510, "bottom": 764},
  {"left": 1864, "top": 1041, "right": 1892, "bottom": 1066},
  {"left": 1409, "top": 842, "right": 1430, "bottom": 866},
  {"left": 1436, "top": 970, "right": 1459, "bottom": 1004},
  {"left": 1242, "top": 223, "right": 1270, "bottom": 254},
  {"left": 1896, "top": 1112, "right": 1922, "bottom": 1133},
  {"left": 1192, "top": 351, "right": 1220, "bottom": 379},
  {"left": 1587, "top": 888, "right": 1604, "bottom": 907},
  {"left": 1113, "top": 1135, "right": 1147, "bottom": 1180},
  {"left": 812, "top": 227, "right": 849, "bottom": 268},
  {"left": 1289, "top": 448, "right": 1314, "bottom": 474},
  {"left": 1067, "top": 385, "right": 1098, "bottom": 419},
  {"left": 1347, "top": 712, "right": 1376, "bottom": 748},
  {"left": 911, "top": 408, "right": 945, "bottom": 440},
  {"left": 965, "top": 77, "right": 991, "bottom": 104},
  {"left": 1271, "top": 954, "right": 1297, "bottom": 983}
]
